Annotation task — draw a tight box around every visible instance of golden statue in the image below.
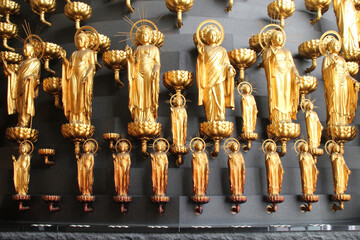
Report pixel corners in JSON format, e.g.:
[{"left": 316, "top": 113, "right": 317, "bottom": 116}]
[
  {"left": 196, "top": 20, "right": 235, "bottom": 158},
  {"left": 262, "top": 139, "right": 284, "bottom": 213},
  {"left": 325, "top": 140, "right": 352, "bottom": 211},
  {"left": 320, "top": 31, "right": 359, "bottom": 148},
  {"left": 190, "top": 137, "right": 210, "bottom": 215},
  {"left": 3, "top": 35, "right": 43, "bottom": 128},
  {"left": 224, "top": 138, "right": 247, "bottom": 214},
  {"left": 259, "top": 24, "right": 301, "bottom": 156},
  {"left": 150, "top": 138, "right": 170, "bottom": 214},
  {"left": 238, "top": 82, "right": 258, "bottom": 151},
  {"left": 126, "top": 20, "right": 163, "bottom": 158},
  {"left": 61, "top": 26, "right": 100, "bottom": 125},
  {"left": 112, "top": 139, "right": 132, "bottom": 213},
  {"left": 294, "top": 140, "right": 319, "bottom": 212}
]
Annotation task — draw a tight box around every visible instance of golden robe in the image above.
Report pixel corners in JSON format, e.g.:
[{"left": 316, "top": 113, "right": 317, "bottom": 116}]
[
  {"left": 299, "top": 152, "right": 318, "bottom": 195},
  {"left": 228, "top": 152, "right": 246, "bottom": 196},
  {"left": 197, "top": 45, "right": 234, "bottom": 121},
  {"left": 13, "top": 153, "right": 31, "bottom": 195},
  {"left": 77, "top": 153, "right": 94, "bottom": 196},
  {"left": 241, "top": 93, "right": 258, "bottom": 133},
  {"left": 192, "top": 151, "right": 209, "bottom": 196},
  {"left": 331, "top": 152, "right": 351, "bottom": 194},
  {"left": 305, "top": 110, "right": 323, "bottom": 150},
  {"left": 150, "top": 152, "right": 168, "bottom": 196},
  {"left": 265, "top": 152, "right": 284, "bottom": 195},
  {"left": 171, "top": 106, "right": 187, "bottom": 147},
  {"left": 113, "top": 152, "right": 131, "bottom": 196}
]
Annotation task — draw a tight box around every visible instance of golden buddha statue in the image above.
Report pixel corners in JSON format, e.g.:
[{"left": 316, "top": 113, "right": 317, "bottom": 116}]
[
  {"left": 113, "top": 139, "right": 131, "bottom": 197},
  {"left": 150, "top": 139, "right": 169, "bottom": 197},
  {"left": 77, "top": 139, "right": 97, "bottom": 197},
  {"left": 12, "top": 141, "right": 33, "bottom": 196}
]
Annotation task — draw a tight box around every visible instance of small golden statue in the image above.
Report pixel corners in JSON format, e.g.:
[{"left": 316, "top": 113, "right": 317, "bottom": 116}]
[
  {"left": 190, "top": 137, "right": 210, "bottom": 215},
  {"left": 112, "top": 139, "right": 132, "bottom": 213},
  {"left": 61, "top": 26, "right": 100, "bottom": 155},
  {"left": 320, "top": 31, "right": 359, "bottom": 151},
  {"left": 262, "top": 139, "right": 284, "bottom": 213},
  {"left": 301, "top": 99, "right": 324, "bottom": 162},
  {"left": 195, "top": 20, "right": 235, "bottom": 158},
  {"left": 294, "top": 140, "right": 319, "bottom": 213},
  {"left": 12, "top": 140, "right": 33, "bottom": 210},
  {"left": 165, "top": 0, "right": 194, "bottom": 28},
  {"left": 76, "top": 139, "right": 98, "bottom": 212},
  {"left": 150, "top": 138, "right": 170, "bottom": 214},
  {"left": 259, "top": 24, "right": 303, "bottom": 156},
  {"left": 238, "top": 82, "right": 258, "bottom": 151},
  {"left": 126, "top": 19, "right": 163, "bottom": 158},
  {"left": 224, "top": 138, "right": 247, "bottom": 214},
  {"left": 325, "top": 140, "right": 352, "bottom": 211}
]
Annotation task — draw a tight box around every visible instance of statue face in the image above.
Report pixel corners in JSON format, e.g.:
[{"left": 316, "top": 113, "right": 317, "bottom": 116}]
[
  {"left": 194, "top": 140, "right": 203, "bottom": 151},
  {"left": 119, "top": 142, "right": 129, "bottom": 152},
  {"left": 306, "top": 102, "right": 314, "bottom": 111},
  {"left": 84, "top": 142, "right": 95, "bottom": 153},
  {"left": 333, "top": 144, "right": 340, "bottom": 153},
  {"left": 20, "top": 143, "right": 30, "bottom": 154},
  {"left": 156, "top": 141, "right": 166, "bottom": 152},
  {"left": 271, "top": 32, "right": 283, "bottom": 47},
  {"left": 242, "top": 85, "right": 250, "bottom": 94},
  {"left": 77, "top": 33, "right": 89, "bottom": 49},
  {"left": 229, "top": 142, "right": 239, "bottom": 152},
  {"left": 333, "top": 40, "right": 341, "bottom": 53},
  {"left": 174, "top": 96, "right": 183, "bottom": 107},
  {"left": 23, "top": 44, "right": 35, "bottom": 58},
  {"left": 267, "top": 142, "right": 276, "bottom": 152},
  {"left": 207, "top": 29, "right": 218, "bottom": 44},
  {"left": 301, "top": 144, "right": 308, "bottom": 152},
  {"left": 140, "top": 28, "right": 151, "bottom": 45}
]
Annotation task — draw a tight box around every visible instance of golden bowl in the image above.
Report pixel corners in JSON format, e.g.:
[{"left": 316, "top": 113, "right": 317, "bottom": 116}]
[
  {"left": 305, "top": 0, "right": 331, "bottom": 24},
  {"left": 43, "top": 42, "right": 63, "bottom": 60},
  {"left": 267, "top": 0, "right": 295, "bottom": 27},
  {"left": 0, "top": 51, "right": 22, "bottom": 63},
  {"left": 103, "top": 133, "right": 120, "bottom": 142},
  {"left": 347, "top": 62, "right": 359, "bottom": 77},
  {"left": 298, "top": 39, "right": 321, "bottom": 73},
  {"left": 29, "top": 0, "right": 56, "bottom": 26},
  {"left": 61, "top": 123, "right": 95, "bottom": 141},
  {"left": 38, "top": 148, "right": 55, "bottom": 156},
  {"left": 163, "top": 70, "right": 194, "bottom": 93},
  {"left": 64, "top": 1, "right": 92, "bottom": 29},
  {"left": 0, "top": 22, "right": 18, "bottom": 51},
  {"left": 299, "top": 75, "right": 317, "bottom": 95},
  {"left": 229, "top": 48, "right": 257, "bottom": 82},
  {"left": 165, "top": 0, "right": 194, "bottom": 28},
  {"left": 0, "top": 0, "right": 20, "bottom": 23},
  {"left": 152, "top": 30, "right": 164, "bottom": 48},
  {"left": 341, "top": 48, "right": 360, "bottom": 62},
  {"left": 97, "top": 34, "right": 111, "bottom": 54},
  {"left": 43, "top": 77, "right": 61, "bottom": 94},
  {"left": 102, "top": 50, "right": 127, "bottom": 70}
]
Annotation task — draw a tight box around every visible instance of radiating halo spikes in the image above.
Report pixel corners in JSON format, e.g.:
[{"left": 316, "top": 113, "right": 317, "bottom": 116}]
[
  {"left": 300, "top": 98, "right": 312, "bottom": 112},
  {"left": 196, "top": 19, "right": 224, "bottom": 46},
  {"left": 259, "top": 24, "right": 286, "bottom": 50},
  {"left": 130, "top": 19, "right": 158, "bottom": 46},
  {"left": 170, "top": 93, "right": 186, "bottom": 108},
  {"left": 237, "top": 81, "right": 253, "bottom": 97},
  {"left": 24, "top": 34, "right": 45, "bottom": 59}
]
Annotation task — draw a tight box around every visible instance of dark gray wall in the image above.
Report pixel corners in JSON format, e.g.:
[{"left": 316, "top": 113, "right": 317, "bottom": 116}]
[{"left": 0, "top": 0, "right": 359, "bottom": 230}]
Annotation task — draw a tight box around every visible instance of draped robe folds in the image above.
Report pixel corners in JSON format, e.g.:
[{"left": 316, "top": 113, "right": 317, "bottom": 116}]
[
  {"left": 241, "top": 94, "right": 258, "bottom": 133},
  {"left": 228, "top": 153, "right": 246, "bottom": 196},
  {"left": 305, "top": 110, "right": 323, "bottom": 149},
  {"left": 192, "top": 152, "right": 209, "bottom": 196},
  {"left": 299, "top": 152, "right": 318, "bottom": 195},
  {"left": 263, "top": 47, "right": 299, "bottom": 123},
  {"left": 265, "top": 152, "right": 284, "bottom": 195},
  {"left": 9, "top": 58, "right": 41, "bottom": 127},
  {"left": 113, "top": 153, "right": 131, "bottom": 196},
  {"left": 322, "top": 54, "right": 358, "bottom": 125},
  {"left": 197, "top": 45, "right": 234, "bottom": 121},
  {"left": 13, "top": 154, "right": 30, "bottom": 195},
  {"left": 150, "top": 152, "right": 168, "bottom": 196},
  {"left": 128, "top": 44, "right": 160, "bottom": 122},
  {"left": 62, "top": 49, "right": 96, "bottom": 124},
  {"left": 77, "top": 153, "right": 94, "bottom": 196},
  {"left": 331, "top": 153, "right": 350, "bottom": 194},
  {"left": 333, "top": 0, "right": 360, "bottom": 53},
  {"left": 171, "top": 106, "right": 187, "bottom": 147}
]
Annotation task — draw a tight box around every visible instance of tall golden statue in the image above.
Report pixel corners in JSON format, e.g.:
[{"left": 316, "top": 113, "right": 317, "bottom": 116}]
[
  {"left": 294, "top": 140, "right": 319, "bottom": 212},
  {"left": 190, "top": 137, "right": 210, "bottom": 215},
  {"left": 126, "top": 20, "right": 163, "bottom": 158},
  {"left": 224, "top": 138, "right": 247, "bottom": 214},
  {"left": 320, "top": 31, "right": 359, "bottom": 150},
  {"left": 112, "top": 139, "right": 132, "bottom": 213},
  {"left": 12, "top": 140, "right": 33, "bottom": 210},
  {"left": 262, "top": 139, "right": 284, "bottom": 213},
  {"left": 196, "top": 20, "right": 235, "bottom": 158},
  {"left": 76, "top": 139, "right": 98, "bottom": 212},
  {"left": 238, "top": 82, "right": 258, "bottom": 151},
  {"left": 150, "top": 138, "right": 170, "bottom": 214},
  {"left": 259, "top": 24, "right": 301, "bottom": 156},
  {"left": 325, "top": 140, "right": 352, "bottom": 211}
]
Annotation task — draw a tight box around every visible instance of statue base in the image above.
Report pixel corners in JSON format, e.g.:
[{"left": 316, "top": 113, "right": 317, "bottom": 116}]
[
  {"left": 265, "top": 195, "right": 284, "bottom": 214},
  {"left": 228, "top": 195, "right": 247, "bottom": 214},
  {"left": 299, "top": 194, "right": 319, "bottom": 213},
  {"left": 6, "top": 127, "right": 39, "bottom": 143},
  {"left": 76, "top": 195, "right": 95, "bottom": 213},
  {"left": 191, "top": 195, "right": 210, "bottom": 215},
  {"left": 151, "top": 196, "right": 170, "bottom": 215},
  {"left": 267, "top": 122, "right": 300, "bottom": 156},
  {"left": 326, "top": 125, "right": 357, "bottom": 143},
  {"left": 61, "top": 123, "right": 95, "bottom": 141},
  {"left": 240, "top": 132, "right": 258, "bottom": 151},
  {"left": 331, "top": 193, "right": 351, "bottom": 212},
  {"left": 171, "top": 145, "right": 189, "bottom": 166},
  {"left": 42, "top": 195, "right": 61, "bottom": 212},
  {"left": 200, "top": 121, "right": 234, "bottom": 158},
  {"left": 103, "top": 133, "right": 120, "bottom": 151},
  {"left": 128, "top": 121, "right": 161, "bottom": 158},
  {"left": 299, "top": 75, "right": 317, "bottom": 96},
  {"left": 113, "top": 195, "right": 132, "bottom": 214},
  {"left": 12, "top": 194, "right": 31, "bottom": 211}
]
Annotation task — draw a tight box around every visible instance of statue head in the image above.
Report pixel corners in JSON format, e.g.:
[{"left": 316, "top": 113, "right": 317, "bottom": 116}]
[
  {"left": 84, "top": 140, "right": 96, "bottom": 153},
  {"left": 136, "top": 25, "right": 153, "bottom": 45},
  {"left": 173, "top": 95, "right": 184, "bottom": 107},
  {"left": 155, "top": 140, "right": 166, "bottom": 152},
  {"left": 305, "top": 101, "right": 314, "bottom": 111},
  {"left": 227, "top": 141, "right": 239, "bottom": 152},
  {"left": 204, "top": 27, "right": 220, "bottom": 45},
  {"left": 19, "top": 142, "right": 31, "bottom": 154},
  {"left": 23, "top": 43, "right": 35, "bottom": 58},
  {"left": 119, "top": 141, "right": 129, "bottom": 153},
  {"left": 194, "top": 140, "right": 204, "bottom": 151},
  {"left": 241, "top": 84, "right": 251, "bottom": 94},
  {"left": 270, "top": 31, "right": 284, "bottom": 47},
  {"left": 76, "top": 32, "right": 89, "bottom": 50},
  {"left": 332, "top": 143, "right": 340, "bottom": 153},
  {"left": 326, "top": 39, "right": 341, "bottom": 54},
  {"left": 299, "top": 143, "right": 308, "bottom": 153},
  {"left": 266, "top": 142, "right": 276, "bottom": 152}
]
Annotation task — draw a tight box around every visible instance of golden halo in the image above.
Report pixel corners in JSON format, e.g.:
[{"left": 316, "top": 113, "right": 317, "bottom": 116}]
[
  {"left": 75, "top": 26, "right": 100, "bottom": 51},
  {"left": 24, "top": 34, "right": 45, "bottom": 59},
  {"left": 300, "top": 98, "right": 312, "bottom": 112},
  {"left": 189, "top": 137, "right": 206, "bottom": 152},
  {"left": 115, "top": 139, "right": 132, "bottom": 153},
  {"left": 319, "top": 30, "right": 342, "bottom": 56},
  {"left": 261, "top": 139, "right": 276, "bottom": 154},
  {"left": 294, "top": 139, "right": 308, "bottom": 155},
  {"left": 224, "top": 138, "right": 240, "bottom": 155},
  {"left": 237, "top": 81, "right": 253, "bottom": 97},
  {"left": 152, "top": 138, "right": 170, "bottom": 153},
  {"left": 196, "top": 19, "right": 224, "bottom": 46},
  {"left": 259, "top": 24, "right": 286, "bottom": 50},
  {"left": 130, "top": 19, "right": 158, "bottom": 46},
  {"left": 170, "top": 93, "right": 186, "bottom": 108},
  {"left": 83, "top": 138, "right": 99, "bottom": 154},
  {"left": 324, "top": 140, "right": 336, "bottom": 155},
  {"left": 20, "top": 140, "right": 34, "bottom": 154}
]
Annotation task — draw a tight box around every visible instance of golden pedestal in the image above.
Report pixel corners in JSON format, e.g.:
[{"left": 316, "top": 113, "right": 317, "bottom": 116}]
[
  {"left": 42, "top": 195, "right": 61, "bottom": 212},
  {"left": 267, "top": 0, "right": 295, "bottom": 27},
  {"left": 331, "top": 194, "right": 351, "bottom": 212},
  {"left": 151, "top": 196, "right": 170, "bottom": 215},
  {"left": 267, "top": 122, "right": 300, "bottom": 156},
  {"left": 38, "top": 148, "right": 55, "bottom": 166},
  {"left": 6, "top": 127, "right": 39, "bottom": 143},
  {"left": 347, "top": 62, "right": 359, "bottom": 77},
  {"left": 102, "top": 50, "right": 127, "bottom": 88},
  {"left": 240, "top": 132, "right": 258, "bottom": 152},
  {"left": 76, "top": 195, "right": 95, "bottom": 213},
  {"left": 163, "top": 70, "right": 194, "bottom": 94},
  {"left": 299, "top": 75, "right": 317, "bottom": 103},
  {"left": 43, "top": 42, "right": 64, "bottom": 74},
  {"left": 61, "top": 123, "right": 95, "bottom": 155},
  {"left": 266, "top": 195, "right": 284, "bottom": 214},
  {"left": 29, "top": 0, "right": 56, "bottom": 26},
  {"left": 165, "top": 0, "right": 194, "bottom": 28},
  {"left": 326, "top": 124, "right": 357, "bottom": 152},
  {"left": 12, "top": 194, "right": 31, "bottom": 211},
  {"left": 298, "top": 39, "right": 321, "bottom": 73},
  {"left": 43, "top": 77, "right": 62, "bottom": 109},
  {"left": 0, "top": 0, "right": 20, "bottom": 24},
  {"left": 0, "top": 22, "right": 18, "bottom": 51},
  {"left": 228, "top": 195, "right": 247, "bottom": 214},
  {"left": 191, "top": 195, "right": 210, "bottom": 215},
  {"left": 113, "top": 195, "right": 132, "bottom": 214},
  {"left": 300, "top": 194, "right": 319, "bottom": 213},
  {"left": 228, "top": 48, "right": 257, "bottom": 85},
  {"left": 64, "top": 1, "right": 92, "bottom": 29},
  {"left": 305, "top": 0, "right": 331, "bottom": 24},
  {"left": 171, "top": 145, "right": 189, "bottom": 166},
  {"left": 103, "top": 132, "right": 120, "bottom": 151}
]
